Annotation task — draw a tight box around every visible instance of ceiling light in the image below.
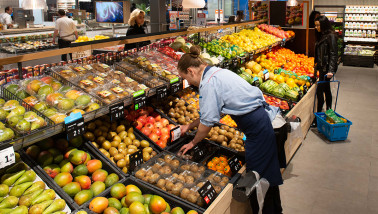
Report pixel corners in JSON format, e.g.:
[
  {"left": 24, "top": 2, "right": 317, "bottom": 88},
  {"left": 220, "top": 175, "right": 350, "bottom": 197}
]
[
  {"left": 22, "top": 0, "right": 47, "bottom": 10},
  {"left": 182, "top": 0, "right": 205, "bottom": 8},
  {"left": 287, "top": 0, "right": 298, "bottom": 7}
]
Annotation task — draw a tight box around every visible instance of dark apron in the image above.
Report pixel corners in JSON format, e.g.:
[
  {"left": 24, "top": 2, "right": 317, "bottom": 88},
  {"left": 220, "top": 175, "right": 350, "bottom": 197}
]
[{"left": 231, "top": 106, "right": 283, "bottom": 186}]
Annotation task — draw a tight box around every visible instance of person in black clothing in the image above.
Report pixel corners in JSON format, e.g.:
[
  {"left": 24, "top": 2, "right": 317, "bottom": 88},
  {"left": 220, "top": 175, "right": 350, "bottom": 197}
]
[
  {"left": 309, "top": 11, "right": 320, "bottom": 28},
  {"left": 124, "top": 9, "right": 150, "bottom": 51},
  {"left": 130, "top": 3, "right": 136, "bottom": 13},
  {"left": 314, "top": 16, "right": 338, "bottom": 116}
]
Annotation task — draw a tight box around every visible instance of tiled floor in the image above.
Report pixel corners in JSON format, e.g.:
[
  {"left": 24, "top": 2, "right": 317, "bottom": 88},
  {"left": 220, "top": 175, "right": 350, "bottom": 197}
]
[{"left": 280, "top": 65, "right": 378, "bottom": 214}]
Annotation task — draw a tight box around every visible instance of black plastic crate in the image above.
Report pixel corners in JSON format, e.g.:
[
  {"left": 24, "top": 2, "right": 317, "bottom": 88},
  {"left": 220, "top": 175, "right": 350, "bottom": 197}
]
[
  {"left": 12, "top": 153, "right": 78, "bottom": 212},
  {"left": 80, "top": 177, "right": 202, "bottom": 214},
  {"left": 21, "top": 140, "right": 126, "bottom": 209},
  {"left": 127, "top": 105, "right": 180, "bottom": 151},
  {"left": 84, "top": 128, "right": 161, "bottom": 176},
  {"left": 343, "top": 55, "right": 375, "bottom": 68},
  {"left": 166, "top": 136, "right": 219, "bottom": 164}
]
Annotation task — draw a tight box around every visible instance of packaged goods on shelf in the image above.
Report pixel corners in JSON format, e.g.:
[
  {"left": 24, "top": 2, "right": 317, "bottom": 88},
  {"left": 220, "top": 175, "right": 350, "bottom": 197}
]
[{"left": 4, "top": 75, "right": 101, "bottom": 124}]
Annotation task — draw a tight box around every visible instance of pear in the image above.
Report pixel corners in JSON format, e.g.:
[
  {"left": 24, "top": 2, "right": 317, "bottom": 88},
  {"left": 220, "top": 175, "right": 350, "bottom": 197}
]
[
  {"left": 19, "top": 188, "right": 44, "bottom": 207},
  {"left": 9, "top": 181, "right": 33, "bottom": 197},
  {"left": 13, "top": 205, "right": 28, "bottom": 214},
  {"left": 29, "top": 200, "right": 54, "bottom": 214},
  {"left": 0, "top": 208, "right": 12, "bottom": 214},
  {"left": 0, "top": 196, "right": 19, "bottom": 209},
  {"left": 1, "top": 170, "right": 25, "bottom": 186},
  {"left": 0, "top": 109, "right": 7, "bottom": 120},
  {"left": 50, "top": 212, "right": 65, "bottom": 214},
  {"left": 23, "top": 181, "right": 46, "bottom": 195},
  {"left": 14, "top": 170, "right": 36, "bottom": 185},
  {"left": 6, "top": 106, "right": 25, "bottom": 119},
  {"left": 15, "top": 119, "right": 31, "bottom": 132},
  {"left": 6, "top": 115, "right": 23, "bottom": 127},
  {"left": 0, "top": 121, "right": 6, "bottom": 129},
  {"left": 31, "top": 189, "right": 56, "bottom": 205},
  {"left": 0, "top": 197, "right": 4, "bottom": 203},
  {"left": 24, "top": 111, "right": 38, "bottom": 122},
  {"left": 42, "top": 199, "right": 66, "bottom": 214},
  {"left": 0, "top": 128, "right": 14, "bottom": 142}
]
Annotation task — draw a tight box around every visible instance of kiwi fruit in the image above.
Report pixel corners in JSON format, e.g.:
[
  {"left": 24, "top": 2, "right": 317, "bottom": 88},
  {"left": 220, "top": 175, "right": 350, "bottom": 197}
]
[
  {"left": 135, "top": 170, "right": 146, "bottom": 179},
  {"left": 157, "top": 179, "right": 166, "bottom": 188},
  {"left": 180, "top": 188, "right": 190, "bottom": 199},
  {"left": 148, "top": 173, "right": 160, "bottom": 184}
]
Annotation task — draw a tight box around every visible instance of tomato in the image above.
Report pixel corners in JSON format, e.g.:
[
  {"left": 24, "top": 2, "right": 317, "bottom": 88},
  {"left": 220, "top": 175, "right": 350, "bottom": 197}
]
[
  {"left": 141, "top": 127, "right": 152, "bottom": 136},
  {"left": 154, "top": 122, "right": 163, "bottom": 130},
  {"left": 160, "top": 118, "right": 169, "bottom": 127},
  {"left": 156, "top": 140, "right": 166, "bottom": 149},
  {"left": 149, "top": 133, "right": 159, "bottom": 142},
  {"left": 152, "top": 128, "right": 162, "bottom": 136},
  {"left": 160, "top": 127, "right": 169, "bottom": 136}
]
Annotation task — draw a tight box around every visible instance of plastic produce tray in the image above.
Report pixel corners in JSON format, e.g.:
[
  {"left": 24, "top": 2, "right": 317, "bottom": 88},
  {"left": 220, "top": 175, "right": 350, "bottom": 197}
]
[
  {"left": 0, "top": 87, "right": 55, "bottom": 145},
  {"left": 84, "top": 128, "right": 161, "bottom": 176},
  {"left": 315, "top": 112, "right": 353, "bottom": 141},
  {"left": 21, "top": 141, "right": 126, "bottom": 209},
  {"left": 132, "top": 151, "right": 229, "bottom": 211}
]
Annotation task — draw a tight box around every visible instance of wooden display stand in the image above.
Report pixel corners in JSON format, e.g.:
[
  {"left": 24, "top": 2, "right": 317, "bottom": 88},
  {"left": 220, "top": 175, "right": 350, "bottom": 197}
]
[{"left": 204, "top": 85, "right": 316, "bottom": 214}]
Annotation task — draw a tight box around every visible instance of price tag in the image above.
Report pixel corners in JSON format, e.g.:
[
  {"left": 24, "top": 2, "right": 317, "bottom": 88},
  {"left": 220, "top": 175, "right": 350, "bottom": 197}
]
[
  {"left": 0, "top": 144, "right": 15, "bottom": 169},
  {"left": 133, "top": 90, "right": 146, "bottom": 110},
  {"left": 170, "top": 126, "right": 181, "bottom": 143},
  {"left": 170, "top": 80, "right": 181, "bottom": 94},
  {"left": 183, "top": 80, "right": 189, "bottom": 89},
  {"left": 281, "top": 38, "right": 286, "bottom": 46},
  {"left": 198, "top": 181, "right": 218, "bottom": 206},
  {"left": 263, "top": 69, "right": 269, "bottom": 81},
  {"left": 268, "top": 46, "right": 272, "bottom": 52},
  {"left": 191, "top": 144, "right": 206, "bottom": 162},
  {"left": 228, "top": 156, "right": 242, "bottom": 174},
  {"left": 156, "top": 85, "right": 168, "bottom": 100},
  {"left": 64, "top": 112, "right": 85, "bottom": 141},
  {"left": 129, "top": 150, "right": 143, "bottom": 172},
  {"left": 109, "top": 102, "right": 125, "bottom": 121}
]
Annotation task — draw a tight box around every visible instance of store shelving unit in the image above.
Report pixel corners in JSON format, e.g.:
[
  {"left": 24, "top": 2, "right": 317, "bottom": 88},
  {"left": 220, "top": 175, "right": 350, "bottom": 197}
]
[{"left": 343, "top": 5, "right": 378, "bottom": 67}]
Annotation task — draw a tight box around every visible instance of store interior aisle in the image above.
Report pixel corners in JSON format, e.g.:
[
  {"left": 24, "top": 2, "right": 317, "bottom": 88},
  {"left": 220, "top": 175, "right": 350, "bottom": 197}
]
[{"left": 280, "top": 65, "right": 378, "bottom": 214}]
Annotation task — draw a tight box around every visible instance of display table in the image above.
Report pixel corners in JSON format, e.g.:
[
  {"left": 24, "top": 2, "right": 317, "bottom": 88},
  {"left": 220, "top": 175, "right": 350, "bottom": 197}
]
[{"left": 204, "top": 84, "right": 317, "bottom": 214}]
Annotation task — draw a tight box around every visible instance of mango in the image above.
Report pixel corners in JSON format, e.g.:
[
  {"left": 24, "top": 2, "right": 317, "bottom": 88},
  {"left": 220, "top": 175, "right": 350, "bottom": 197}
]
[
  {"left": 90, "top": 181, "right": 106, "bottom": 196},
  {"left": 69, "top": 150, "right": 87, "bottom": 165},
  {"left": 54, "top": 172, "right": 73, "bottom": 187},
  {"left": 92, "top": 169, "right": 108, "bottom": 182},
  {"left": 74, "top": 190, "right": 93, "bottom": 205},
  {"left": 62, "top": 182, "right": 81, "bottom": 197},
  {"left": 74, "top": 175, "right": 91, "bottom": 190}
]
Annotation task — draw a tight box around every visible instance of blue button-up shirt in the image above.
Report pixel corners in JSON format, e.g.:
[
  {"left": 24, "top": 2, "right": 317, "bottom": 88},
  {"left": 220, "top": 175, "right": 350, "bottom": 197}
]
[{"left": 199, "top": 66, "right": 278, "bottom": 127}]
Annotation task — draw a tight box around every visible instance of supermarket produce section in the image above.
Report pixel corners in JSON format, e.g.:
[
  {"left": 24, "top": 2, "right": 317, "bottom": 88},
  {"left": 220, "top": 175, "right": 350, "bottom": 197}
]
[{"left": 0, "top": 20, "right": 317, "bottom": 214}]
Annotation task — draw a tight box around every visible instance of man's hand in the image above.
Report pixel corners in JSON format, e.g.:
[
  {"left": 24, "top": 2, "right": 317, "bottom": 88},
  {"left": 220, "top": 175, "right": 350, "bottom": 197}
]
[
  {"left": 326, "top": 72, "right": 334, "bottom": 78},
  {"left": 180, "top": 124, "right": 190, "bottom": 136},
  {"left": 179, "top": 141, "right": 195, "bottom": 155}
]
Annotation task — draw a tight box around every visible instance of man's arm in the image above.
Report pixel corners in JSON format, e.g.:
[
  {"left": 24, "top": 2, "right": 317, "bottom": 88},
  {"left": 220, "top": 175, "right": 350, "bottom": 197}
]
[
  {"left": 180, "top": 118, "right": 200, "bottom": 135},
  {"left": 52, "top": 29, "right": 59, "bottom": 43},
  {"left": 179, "top": 122, "right": 211, "bottom": 155},
  {"left": 5, "top": 15, "right": 13, "bottom": 28},
  {"left": 74, "top": 30, "right": 78, "bottom": 39}
]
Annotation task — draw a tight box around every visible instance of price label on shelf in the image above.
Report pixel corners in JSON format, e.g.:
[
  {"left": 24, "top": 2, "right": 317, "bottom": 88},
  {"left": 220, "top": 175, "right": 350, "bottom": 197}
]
[
  {"left": 228, "top": 156, "right": 242, "bottom": 174},
  {"left": 281, "top": 38, "right": 286, "bottom": 46},
  {"left": 0, "top": 144, "right": 15, "bottom": 169},
  {"left": 263, "top": 69, "right": 269, "bottom": 81},
  {"left": 64, "top": 112, "right": 85, "bottom": 141},
  {"left": 192, "top": 144, "right": 206, "bottom": 161},
  {"left": 170, "top": 81, "right": 181, "bottom": 94},
  {"left": 268, "top": 46, "right": 272, "bottom": 52},
  {"left": 109, "top": 102, "right": 125, "bottom": 121},
  {"left": 198, "top": 181, "right": 218, "bottom": 206},
  {"left": 156, "top": 85, "right": 168, "bottom": 100},
  {"left": 128, "top": 150, "right": 143, "bottom": 172},
  {"left": 133, "top": 90, "right": 146, "bottom": 110},
  {"left": 170, "top": 126, "right": 181, "bottom": 143}
]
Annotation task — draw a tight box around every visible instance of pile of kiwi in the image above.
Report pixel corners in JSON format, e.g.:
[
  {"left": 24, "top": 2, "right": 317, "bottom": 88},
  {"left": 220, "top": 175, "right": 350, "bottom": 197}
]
[
  {"left": 155, "top": 96, "right": 199, "bottom": 126},
  {"left": 206, "top": 125, "right": 245, "bottom": 152},
  {"left": 135, "top": 154, "right": 228, "bottom": 208},
  {"left": 83, "top": 116, "right": 157, "bottom": 174}
]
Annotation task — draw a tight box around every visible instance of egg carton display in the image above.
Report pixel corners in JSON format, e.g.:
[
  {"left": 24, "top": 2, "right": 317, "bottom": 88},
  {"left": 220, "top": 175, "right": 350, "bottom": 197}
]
[
  {"left": 4, "top": 74, "right": 102, "bottom": 124},
  {"left": 84, "top": 115, "right": 159, "bottom": 175},
  {"left": 0, "top": 152, "right": 73, "bottom": 213},
  {"left": 134, "top": 152, "right": 229, "bottom": 210},
  {"left": 21, "top": 134, "right": 126, "bottom": 209}
]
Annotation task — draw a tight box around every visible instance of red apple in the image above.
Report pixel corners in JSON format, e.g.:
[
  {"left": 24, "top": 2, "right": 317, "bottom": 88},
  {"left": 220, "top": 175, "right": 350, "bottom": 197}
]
[
  {"left": 146, "top": 116, "right": 155, "bottom": 124},
  {"left": 141, "top": 127, "right": 152, "bottom": 136},
  {"left": 149, "top": 133, "right": 159, "bottom": 142},
  {"left": 160, "top": 118, "right": 169, "bottom": 127},
  {"left": 134, "top": 121, "right": 143, "bottom": 130},
  {"left": 161, "top": 127, "right": 169, "bottom": 136},
  {"left": 154, "top": 122, "right": 163, "bottom": 130},
  {"left": 156, "top": 140, "right": 166, "bottom": 149},
  {"left": 137, "top": 116, "right": 147, "bottom": 126},
  {"left": 152, "top": 128, "right": 162, "bottom": 136}
]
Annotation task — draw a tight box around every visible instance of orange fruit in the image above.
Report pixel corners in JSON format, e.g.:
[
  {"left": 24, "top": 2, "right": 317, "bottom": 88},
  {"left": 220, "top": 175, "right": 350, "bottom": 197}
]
[
  {"left": 207, "top": 161, "right": 214, "bottom": 168},
  {"left": 89, "top": 197, "right": 109, "bottom": 213},
  {"left": 219, "top": 160, "right": 228, "bottom": 167},
  {"left": 219, "top": 156, "right": 227, "bottom": 162},
  {"left": 212, "top": 157, "right": 220, "bottom": 164},
  {"left": 216, "top": 164, "right": 224, "bottom": 171},
  {"left": 224, "top": 166, "right": 230, "bottom": 174}
]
